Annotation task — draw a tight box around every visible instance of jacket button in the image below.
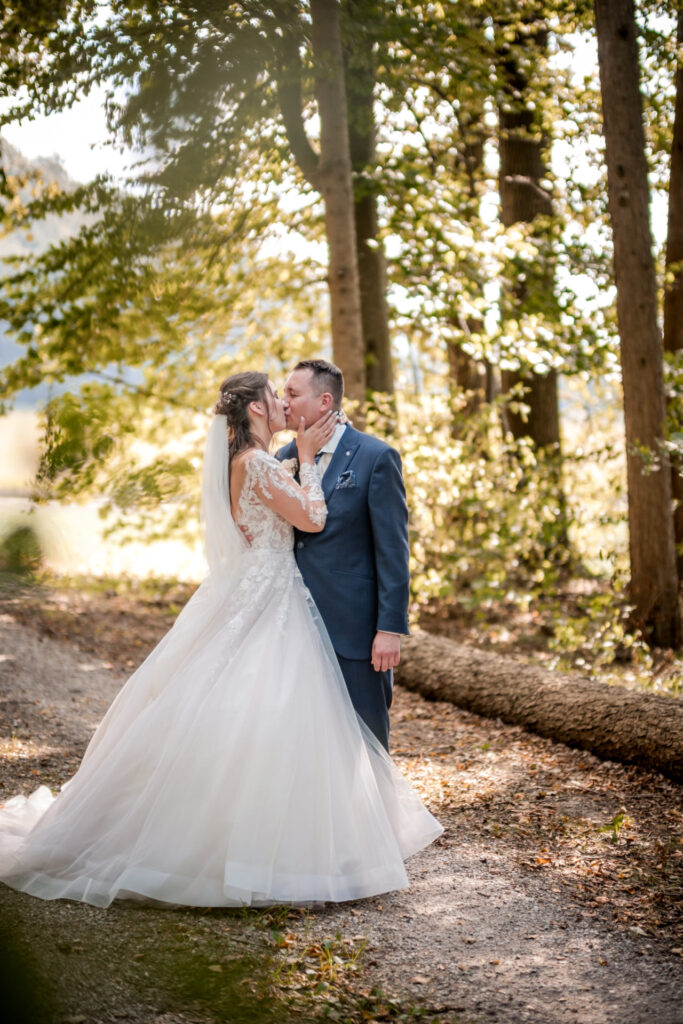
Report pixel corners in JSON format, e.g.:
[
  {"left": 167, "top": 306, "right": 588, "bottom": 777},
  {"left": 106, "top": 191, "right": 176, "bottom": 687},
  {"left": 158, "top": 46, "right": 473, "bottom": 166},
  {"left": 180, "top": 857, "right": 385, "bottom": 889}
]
[{"left": 297, "top": 541, "right": 304, "bottom": 549}]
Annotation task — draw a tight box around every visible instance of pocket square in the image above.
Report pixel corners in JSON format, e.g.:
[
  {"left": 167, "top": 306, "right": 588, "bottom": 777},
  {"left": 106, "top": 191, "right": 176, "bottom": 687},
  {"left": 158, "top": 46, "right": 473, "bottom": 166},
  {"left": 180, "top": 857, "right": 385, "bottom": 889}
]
[{"left": 335, "top": 470, "right": 356, "bottom": 490}]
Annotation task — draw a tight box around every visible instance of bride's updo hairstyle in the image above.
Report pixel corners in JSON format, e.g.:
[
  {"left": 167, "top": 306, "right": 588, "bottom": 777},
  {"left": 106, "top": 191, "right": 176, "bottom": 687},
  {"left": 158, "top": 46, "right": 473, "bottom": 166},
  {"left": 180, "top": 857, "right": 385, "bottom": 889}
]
[{"left": 215, "top": 371, "right": 271, "bottom": 461}]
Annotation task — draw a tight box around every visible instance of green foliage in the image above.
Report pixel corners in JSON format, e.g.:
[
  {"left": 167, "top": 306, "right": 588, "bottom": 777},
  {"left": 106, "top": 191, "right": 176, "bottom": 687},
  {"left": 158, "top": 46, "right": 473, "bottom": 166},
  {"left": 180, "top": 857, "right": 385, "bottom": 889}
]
[
  {"left": 0, "top": 0, "right": 331, "bottom": 429},
  {"left": 598, "top": 808, "right": 633, "bottom": 844},
  {"left": 539, "top": 582, "right": 678, "bottom": 697},
  {"left": 374, "top": 382, "right": 683, "bottom": 690},
  {"left": 0, "top": 0, "right": 628, "bottom": 411},
  {"left": 375, "top": 1, "right": 619, "bottom": 392},
  {"left": 0, "top": 0, "right": 681, "bottom": 668},
  {"left": 389, "top": 391, "right": 575, "bottom": 612},
  {"left": 21, "top": 249, "right": 331, "bottom": 538},
  {"left": 0, "top": 0, "right": 650, "bottom": 423},
  {"left": 664, "top": 348, "right": 683, "bottom": 471},
  {"left": 0, "top": 521, "right": 43, "bottom": 576}
]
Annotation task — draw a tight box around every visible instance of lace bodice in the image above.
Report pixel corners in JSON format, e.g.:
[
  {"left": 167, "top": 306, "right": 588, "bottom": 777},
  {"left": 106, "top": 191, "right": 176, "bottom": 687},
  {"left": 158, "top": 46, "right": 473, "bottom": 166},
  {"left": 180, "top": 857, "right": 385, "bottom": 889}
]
[{"left": 235, "top": 450, "right": 326, "bottom": 551}]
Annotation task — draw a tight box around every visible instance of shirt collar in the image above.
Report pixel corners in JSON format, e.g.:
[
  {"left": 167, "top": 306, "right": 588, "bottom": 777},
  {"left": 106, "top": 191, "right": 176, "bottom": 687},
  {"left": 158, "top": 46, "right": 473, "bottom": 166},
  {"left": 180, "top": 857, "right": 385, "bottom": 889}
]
[{"left": 318, "top": 421, "right": 347, "bottom": 456}]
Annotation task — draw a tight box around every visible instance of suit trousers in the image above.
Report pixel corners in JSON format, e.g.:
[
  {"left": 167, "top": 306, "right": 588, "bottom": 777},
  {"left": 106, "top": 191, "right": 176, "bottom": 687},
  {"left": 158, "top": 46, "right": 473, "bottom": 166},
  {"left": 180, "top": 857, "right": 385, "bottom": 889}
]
[{"left": 334, "top": 654, "right": 393, "bottom": 752}]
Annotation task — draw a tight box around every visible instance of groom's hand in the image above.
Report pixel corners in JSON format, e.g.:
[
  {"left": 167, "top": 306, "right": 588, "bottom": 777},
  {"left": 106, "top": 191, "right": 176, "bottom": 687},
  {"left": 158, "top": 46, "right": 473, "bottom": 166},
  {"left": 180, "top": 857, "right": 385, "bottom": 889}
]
[{"left": 371, "top": 632, "right": 401, "bottom": 672}]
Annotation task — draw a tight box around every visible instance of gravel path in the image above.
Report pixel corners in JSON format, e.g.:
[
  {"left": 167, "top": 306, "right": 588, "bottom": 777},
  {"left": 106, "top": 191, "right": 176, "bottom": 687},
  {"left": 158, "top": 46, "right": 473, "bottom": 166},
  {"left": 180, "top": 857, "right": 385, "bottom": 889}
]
[{"left": 0, "top": 612, "right": 681, "bottom": 1024}]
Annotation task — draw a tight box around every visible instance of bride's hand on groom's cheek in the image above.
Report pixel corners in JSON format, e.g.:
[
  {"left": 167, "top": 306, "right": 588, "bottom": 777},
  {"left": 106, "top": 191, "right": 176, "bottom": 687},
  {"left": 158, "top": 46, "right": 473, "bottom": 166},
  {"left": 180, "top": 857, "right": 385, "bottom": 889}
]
[{"left": 297, "top": 411, "right": 337, "bottom": 461}]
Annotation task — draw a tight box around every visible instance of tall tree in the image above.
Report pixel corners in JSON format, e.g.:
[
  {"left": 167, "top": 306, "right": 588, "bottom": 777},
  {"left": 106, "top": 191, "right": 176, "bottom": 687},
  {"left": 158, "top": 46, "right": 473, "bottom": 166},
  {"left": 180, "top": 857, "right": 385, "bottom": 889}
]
[
  {"left": 594, "top": 0, "right": 681, "bottom": 647},
  {"left": 663, "top": 5, "right": 683, "bottom": 580},
  {"left": 313, "top": 0, "right": 365, "bottom": 404},
  {"left": 447, "top": 91, "right": 490, "bottom": 424},
  {"left": 497, "top": 16, "right": 561, "bottom": 455},
  {"left": 0, "top": 1, "right": 367, "bottom": 404},
  {"left": 378, "top": 1, "right": 496, "bottom": 424},
  {"left": 343, "top": 0, "right": 394, "bottom": 396},
  {"left": 495, "top": 12, "right": 568, "bottom": 555},
  {"left": 278, "top": 0, "right": 365, "bottom": 403}
]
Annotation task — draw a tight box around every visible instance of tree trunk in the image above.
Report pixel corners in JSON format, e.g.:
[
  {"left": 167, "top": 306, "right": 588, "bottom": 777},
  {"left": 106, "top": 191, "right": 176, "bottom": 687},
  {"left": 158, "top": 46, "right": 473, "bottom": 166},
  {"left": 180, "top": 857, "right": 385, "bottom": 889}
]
[
  {"left": 276, "top": 2, "right": 365, "bottom": 407},
  {"left": 497, "top": 22, "right": 568, "bottom": 552},
  {"left": 498, "top": 23, "right": 562, "bottom": 457},
  {"left": 448, "top": 105, "right": 487, "bottom": 428},
  {"left": 502, "top": 365, "right": 568, "bottom": 552},
  {"left": 447, "top": 335, "right": 486, "bottom": 426},
  {"left": 501, "top": 367, "right": 561, "bottom": 449},
  {"left": 310, "top": 0, "right": 365, "bottom": 406},
  {"left": 344, "top": 4, "right": 394, "bottom": 396},
  {"left": 354, "top": 188, "right": 393, "bottom": 395},
  {"left": 663, "top": 7, "right": 683, "bottom": 582},
  {"left": 595, "top": 0, "right": 681, "bottom": 648},
  {"left": 396, "top": 631, "right": 683, "bottom": 780}
]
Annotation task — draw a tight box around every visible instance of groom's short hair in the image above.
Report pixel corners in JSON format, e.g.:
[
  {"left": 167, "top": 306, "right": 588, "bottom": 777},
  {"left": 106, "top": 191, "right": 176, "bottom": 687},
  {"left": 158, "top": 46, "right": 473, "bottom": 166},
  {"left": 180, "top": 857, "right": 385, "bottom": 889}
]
[{"left": 294, "top": 359, "right": 344, "bottom": 409}]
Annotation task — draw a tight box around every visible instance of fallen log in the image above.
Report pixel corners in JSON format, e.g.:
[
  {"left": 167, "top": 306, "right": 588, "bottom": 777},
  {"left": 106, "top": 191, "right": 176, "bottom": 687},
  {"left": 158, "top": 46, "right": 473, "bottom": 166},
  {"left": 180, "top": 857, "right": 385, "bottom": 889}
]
[{"left": 396, "top": 630, "right": 683, "bottom": 781}]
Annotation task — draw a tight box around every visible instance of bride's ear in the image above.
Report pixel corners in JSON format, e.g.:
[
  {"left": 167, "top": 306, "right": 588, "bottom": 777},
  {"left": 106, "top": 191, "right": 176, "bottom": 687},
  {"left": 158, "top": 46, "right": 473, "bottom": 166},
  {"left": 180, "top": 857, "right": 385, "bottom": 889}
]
[{"left": 249, "top": 400, "right": 265, "bottom": 418}]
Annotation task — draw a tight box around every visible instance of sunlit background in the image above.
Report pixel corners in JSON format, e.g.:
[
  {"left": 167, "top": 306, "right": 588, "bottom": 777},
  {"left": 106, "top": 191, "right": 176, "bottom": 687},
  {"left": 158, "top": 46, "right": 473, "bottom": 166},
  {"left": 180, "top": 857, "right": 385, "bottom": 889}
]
[{"left": 0, "top": 47, "right": 642, "bottom": 584}]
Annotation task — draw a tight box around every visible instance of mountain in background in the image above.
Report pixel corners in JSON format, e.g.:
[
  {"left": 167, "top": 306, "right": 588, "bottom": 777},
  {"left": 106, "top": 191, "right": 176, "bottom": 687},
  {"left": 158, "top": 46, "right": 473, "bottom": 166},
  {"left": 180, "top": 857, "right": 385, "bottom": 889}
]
[{"left": 1, "top": 136, "right": 85, "bottom": 254}]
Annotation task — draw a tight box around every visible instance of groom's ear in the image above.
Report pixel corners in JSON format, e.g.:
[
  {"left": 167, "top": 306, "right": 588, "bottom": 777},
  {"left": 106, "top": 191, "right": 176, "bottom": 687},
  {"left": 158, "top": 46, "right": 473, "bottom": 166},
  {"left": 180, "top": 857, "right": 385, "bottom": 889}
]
[{"left": 319, "top": 392, "right": 334, "bottom": 412}]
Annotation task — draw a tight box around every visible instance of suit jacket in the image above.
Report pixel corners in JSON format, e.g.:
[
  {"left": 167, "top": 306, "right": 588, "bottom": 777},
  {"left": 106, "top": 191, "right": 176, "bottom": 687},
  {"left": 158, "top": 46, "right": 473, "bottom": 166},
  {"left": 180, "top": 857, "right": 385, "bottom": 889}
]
[{"left": 277, "top": 425, "right": 410, "bottom": 660}]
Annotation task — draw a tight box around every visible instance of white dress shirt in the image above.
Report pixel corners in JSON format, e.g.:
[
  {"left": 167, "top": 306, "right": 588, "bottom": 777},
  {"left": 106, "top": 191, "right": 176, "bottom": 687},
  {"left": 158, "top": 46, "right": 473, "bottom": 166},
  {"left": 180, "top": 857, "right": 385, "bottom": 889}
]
[{"left": 315, "top": 422, "right": 347, "bottom": 479}]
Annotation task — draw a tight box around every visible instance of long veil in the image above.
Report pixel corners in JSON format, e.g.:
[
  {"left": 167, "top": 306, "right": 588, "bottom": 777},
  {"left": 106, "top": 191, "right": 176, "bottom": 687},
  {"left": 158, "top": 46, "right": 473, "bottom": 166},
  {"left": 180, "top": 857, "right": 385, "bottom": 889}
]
[
  {"left": 200, "top": 413, "right": 245, "bottom": 582},
  {"left": 78, "top": 415, "right": 245, "bottom": 744},
  {"left": 0, "top": 415, "right": 250, "bottom": 859}
]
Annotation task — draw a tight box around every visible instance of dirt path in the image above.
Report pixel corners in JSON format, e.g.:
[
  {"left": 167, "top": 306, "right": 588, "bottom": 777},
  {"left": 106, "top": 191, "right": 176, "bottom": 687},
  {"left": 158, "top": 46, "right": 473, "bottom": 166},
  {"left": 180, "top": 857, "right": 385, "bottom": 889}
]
[{"left": 0, "top": 603, "right": 681, "bottom": 1024}]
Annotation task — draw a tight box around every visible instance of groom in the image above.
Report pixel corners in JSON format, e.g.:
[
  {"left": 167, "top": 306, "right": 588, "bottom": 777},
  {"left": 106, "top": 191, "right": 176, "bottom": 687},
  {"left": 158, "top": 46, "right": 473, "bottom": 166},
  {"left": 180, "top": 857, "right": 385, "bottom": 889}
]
[{"left": 277, "top": 359, "right": 410, "bottom": 751}]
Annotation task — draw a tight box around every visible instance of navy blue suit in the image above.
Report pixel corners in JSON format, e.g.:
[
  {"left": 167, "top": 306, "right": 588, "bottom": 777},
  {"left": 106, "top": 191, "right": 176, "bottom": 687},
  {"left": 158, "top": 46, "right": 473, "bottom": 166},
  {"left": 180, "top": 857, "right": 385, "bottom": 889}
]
[{"left": 277, "top": 425, "right": 410, "bottom": 749}]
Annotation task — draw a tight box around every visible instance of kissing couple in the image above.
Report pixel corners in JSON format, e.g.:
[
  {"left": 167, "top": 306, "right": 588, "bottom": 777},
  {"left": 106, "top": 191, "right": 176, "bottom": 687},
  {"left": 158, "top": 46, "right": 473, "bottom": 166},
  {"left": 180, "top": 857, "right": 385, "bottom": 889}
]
[{"left": 0, "top": 358, "right": 442, "bottom": 908}]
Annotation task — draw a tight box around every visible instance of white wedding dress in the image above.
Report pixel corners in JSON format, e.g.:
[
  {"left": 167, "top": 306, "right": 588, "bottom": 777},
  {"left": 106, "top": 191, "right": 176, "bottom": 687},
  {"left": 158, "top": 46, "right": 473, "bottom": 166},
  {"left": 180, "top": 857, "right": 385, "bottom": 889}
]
[{"left": 0, "top": 416, "right": 442, "bottom": 908}]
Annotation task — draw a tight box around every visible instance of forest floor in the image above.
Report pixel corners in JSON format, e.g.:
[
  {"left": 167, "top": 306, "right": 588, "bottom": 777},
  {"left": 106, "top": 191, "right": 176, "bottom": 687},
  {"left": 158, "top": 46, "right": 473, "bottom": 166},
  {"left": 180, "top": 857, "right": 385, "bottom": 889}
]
[{"left": 0, "top": 575, "right": 681, "bottom": 1024}]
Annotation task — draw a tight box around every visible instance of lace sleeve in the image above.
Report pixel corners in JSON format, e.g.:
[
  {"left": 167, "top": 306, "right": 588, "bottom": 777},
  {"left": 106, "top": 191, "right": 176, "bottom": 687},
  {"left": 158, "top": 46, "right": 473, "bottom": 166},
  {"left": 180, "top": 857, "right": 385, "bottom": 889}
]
[{"left": 247, "top": 453, "right": 327, "bottom": 532}]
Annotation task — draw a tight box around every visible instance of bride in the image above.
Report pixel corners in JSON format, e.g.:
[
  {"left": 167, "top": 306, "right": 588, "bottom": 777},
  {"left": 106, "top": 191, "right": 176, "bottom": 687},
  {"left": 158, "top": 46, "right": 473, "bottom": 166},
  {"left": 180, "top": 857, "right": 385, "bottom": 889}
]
[{"left": 0, "top": 371, "right": 442, "bottom": 908}]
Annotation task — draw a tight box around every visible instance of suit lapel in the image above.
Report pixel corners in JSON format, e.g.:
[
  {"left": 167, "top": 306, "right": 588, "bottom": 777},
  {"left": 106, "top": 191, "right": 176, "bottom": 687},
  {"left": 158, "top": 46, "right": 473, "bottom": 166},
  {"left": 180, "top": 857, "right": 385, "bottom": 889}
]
[{"left": 322, "top": 425, "right": 360, "bottom": 502}]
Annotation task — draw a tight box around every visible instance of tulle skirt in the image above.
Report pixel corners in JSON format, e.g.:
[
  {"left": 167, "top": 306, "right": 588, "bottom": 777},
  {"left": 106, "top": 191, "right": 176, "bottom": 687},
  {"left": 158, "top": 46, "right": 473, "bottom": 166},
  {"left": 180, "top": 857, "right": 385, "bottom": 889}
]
[{"left": 0, "top": 549, "right": 442, "bottom": 908}]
